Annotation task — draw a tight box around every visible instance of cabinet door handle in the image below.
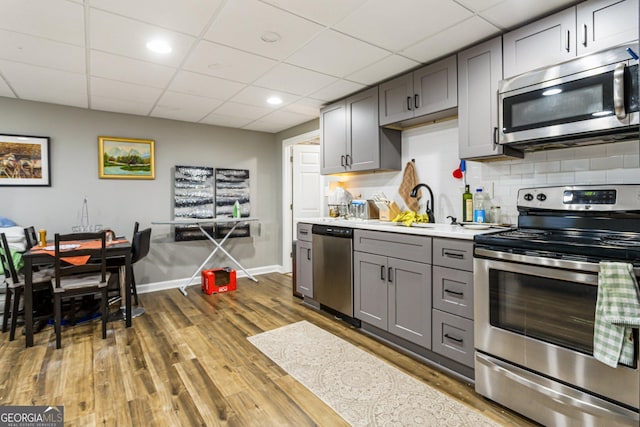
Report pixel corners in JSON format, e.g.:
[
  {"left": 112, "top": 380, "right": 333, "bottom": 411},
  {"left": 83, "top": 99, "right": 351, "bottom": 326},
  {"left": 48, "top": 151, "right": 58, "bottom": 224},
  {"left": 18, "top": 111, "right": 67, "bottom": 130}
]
[
  {"left": 380, "top": 265, "right": 385, "bottom": 281},
  {"left": 492, "top": 126, "right": 498, "bottom": 149},
  {"left": 341, "top": 155, "right": 345, "bottom": 167},
  {"left": 388, "top": 267, "right": 393, "bottom": 283},
  {"left": 582, "top": 24, "right": 587, "bottom": 47},
  {"left": 407, "top": 96, "right": 413, "bottom": 111},
  {"left": 307, "top": 248, "right": 311, "bottom": 261},
  {"left": 444, "top": 333, "right": 463, "bottom": 343},
  {"left": 345, "top": 154, "right": 351, "bottom": 166},
  {"left": 444, "top": 288, "right": 464, "bottom": 297},
  {"left": 414, "top": 94, "right": 420, "bottom": 109},
  {"left": 566, "top": 30, "right": 570, "bottom": 52},
  {"left": 443, "top": 250, "right": 464, "bottom": 259}
]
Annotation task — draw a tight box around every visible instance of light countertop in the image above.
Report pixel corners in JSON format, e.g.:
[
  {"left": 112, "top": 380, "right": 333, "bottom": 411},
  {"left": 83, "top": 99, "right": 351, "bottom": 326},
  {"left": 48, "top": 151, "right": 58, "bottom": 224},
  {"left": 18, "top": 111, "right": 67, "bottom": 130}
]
[{"left": 298, "top": 218, "right": 506, "bottom": 240}]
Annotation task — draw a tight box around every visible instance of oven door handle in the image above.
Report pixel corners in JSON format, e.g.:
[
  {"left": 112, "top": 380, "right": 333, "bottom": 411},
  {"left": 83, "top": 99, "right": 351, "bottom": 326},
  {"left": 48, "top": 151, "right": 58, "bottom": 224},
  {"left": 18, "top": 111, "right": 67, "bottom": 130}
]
[
  {"left": 474, "top": 248, "right": 600, "bottom": 285},
  {"left": 476, "top": 352, "right": 640, "bottom": 421}
]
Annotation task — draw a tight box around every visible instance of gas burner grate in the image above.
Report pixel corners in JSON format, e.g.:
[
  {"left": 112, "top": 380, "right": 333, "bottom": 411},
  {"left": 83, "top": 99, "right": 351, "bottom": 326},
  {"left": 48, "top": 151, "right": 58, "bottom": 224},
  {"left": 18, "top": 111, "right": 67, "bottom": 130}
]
[
  {"left": 501, "top": 229, "right": 552, "bottom": 239},
  {"left": 601, "top": 234, "right": 640, "bottom": 248}
]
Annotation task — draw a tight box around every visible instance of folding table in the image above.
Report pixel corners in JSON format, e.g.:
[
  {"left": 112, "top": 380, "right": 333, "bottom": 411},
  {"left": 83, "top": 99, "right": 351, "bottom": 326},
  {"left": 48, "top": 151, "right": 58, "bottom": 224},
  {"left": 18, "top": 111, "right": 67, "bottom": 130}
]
[{"left": 152, "top": 218, "right": 259, "bottom": 295}]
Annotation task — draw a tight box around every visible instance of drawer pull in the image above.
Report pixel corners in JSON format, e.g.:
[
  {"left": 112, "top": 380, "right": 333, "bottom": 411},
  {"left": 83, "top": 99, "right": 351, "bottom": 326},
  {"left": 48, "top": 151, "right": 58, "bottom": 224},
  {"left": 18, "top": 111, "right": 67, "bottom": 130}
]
[
  {"left": 299, "top": 229, "right": 309, "bottom": 235},
  {"left": 443, "top": 251, "right": 464, "bottom": 259},
  {"left": 444, "top": 333, "right": 463, "bottom": 343},
  {"left": 444, "top": 288, "right": 464, "bottom": 297}
]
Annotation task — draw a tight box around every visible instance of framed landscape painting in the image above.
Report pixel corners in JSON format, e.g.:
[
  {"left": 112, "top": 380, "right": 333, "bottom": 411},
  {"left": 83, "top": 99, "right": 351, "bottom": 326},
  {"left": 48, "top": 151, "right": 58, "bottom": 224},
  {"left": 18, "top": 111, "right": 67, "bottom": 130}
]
[
  {"left": 98, "top": 136, "right": 155, "bottom": 179},
  {"left": 0, "top": 134, "right": 50, "bottom": 186}
]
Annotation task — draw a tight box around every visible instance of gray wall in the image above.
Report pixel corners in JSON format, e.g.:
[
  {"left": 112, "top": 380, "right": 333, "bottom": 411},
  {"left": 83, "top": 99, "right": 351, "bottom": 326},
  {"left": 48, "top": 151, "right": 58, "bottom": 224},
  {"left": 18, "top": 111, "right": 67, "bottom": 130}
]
[{"left": 0, "top": 97, "right": 281, "bottom": 285}]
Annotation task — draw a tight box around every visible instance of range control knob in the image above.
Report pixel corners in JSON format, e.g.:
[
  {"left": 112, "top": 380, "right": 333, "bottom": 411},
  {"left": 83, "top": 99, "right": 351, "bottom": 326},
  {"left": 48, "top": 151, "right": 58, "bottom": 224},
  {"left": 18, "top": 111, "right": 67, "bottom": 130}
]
[
  {"left": 537, "top": 193, "right": 547, "bottom": 201},
  {"left": 523, "top": 193, "right": 534, "bottom": 201}
]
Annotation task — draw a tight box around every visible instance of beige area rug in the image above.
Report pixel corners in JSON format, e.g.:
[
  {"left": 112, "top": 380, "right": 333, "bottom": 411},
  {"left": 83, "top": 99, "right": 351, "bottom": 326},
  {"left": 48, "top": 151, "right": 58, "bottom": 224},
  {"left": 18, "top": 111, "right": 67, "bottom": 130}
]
[{"left": 248, "top": 321, "right": 500, "bottom": 427}]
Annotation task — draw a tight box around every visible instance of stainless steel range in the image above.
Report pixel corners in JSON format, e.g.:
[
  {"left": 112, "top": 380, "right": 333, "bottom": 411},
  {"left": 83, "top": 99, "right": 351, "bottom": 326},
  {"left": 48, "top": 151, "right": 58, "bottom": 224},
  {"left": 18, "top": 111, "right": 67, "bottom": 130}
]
[{"left": 473, "top": 184, "right": 640, "bottom": 427}]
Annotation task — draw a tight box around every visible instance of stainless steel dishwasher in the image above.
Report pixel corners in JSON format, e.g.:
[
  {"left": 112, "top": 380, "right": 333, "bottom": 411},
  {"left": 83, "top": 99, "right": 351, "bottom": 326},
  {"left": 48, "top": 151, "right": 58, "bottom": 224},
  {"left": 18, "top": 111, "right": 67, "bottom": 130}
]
[{"left": 312, "top": 224, "right": 353, "bottom": 317}]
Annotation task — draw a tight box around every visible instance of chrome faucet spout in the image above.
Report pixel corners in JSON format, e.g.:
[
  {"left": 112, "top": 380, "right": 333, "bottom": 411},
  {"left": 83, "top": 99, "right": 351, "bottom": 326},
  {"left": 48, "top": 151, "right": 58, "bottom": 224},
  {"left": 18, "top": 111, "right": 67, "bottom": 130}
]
[{"left": 409, "top": 183, "right": 435, "bottom": 223}]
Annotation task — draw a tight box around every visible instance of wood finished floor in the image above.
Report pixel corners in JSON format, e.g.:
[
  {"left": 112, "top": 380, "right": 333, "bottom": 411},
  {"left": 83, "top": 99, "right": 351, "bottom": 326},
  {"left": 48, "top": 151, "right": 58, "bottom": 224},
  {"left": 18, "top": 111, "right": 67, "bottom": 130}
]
[{"left": 0, "top": 273, "right": 539, "bottom": 426}]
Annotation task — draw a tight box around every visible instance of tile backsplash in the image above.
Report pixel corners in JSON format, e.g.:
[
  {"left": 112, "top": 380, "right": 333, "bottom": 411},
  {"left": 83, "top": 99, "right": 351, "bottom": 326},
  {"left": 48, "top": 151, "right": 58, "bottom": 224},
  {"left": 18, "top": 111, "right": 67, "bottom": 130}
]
[{"left": 323, "top": 119, "right": 640, "bottom": 225}]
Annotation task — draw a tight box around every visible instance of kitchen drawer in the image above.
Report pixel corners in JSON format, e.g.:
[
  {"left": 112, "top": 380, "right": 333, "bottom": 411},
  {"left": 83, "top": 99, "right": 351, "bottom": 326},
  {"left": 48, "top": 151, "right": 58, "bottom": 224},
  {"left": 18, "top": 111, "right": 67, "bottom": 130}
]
[
  {"left": 432, "top": 309, "right": 474, "bottom": 368},
  {"left": 432, "top": 238, "right": 473, "bottom": 271},
  {"left": 297, "top": 223, "right": 312, "bottom": 242},
  {"left": 354, "top": 229, "right": 431, "bottom": 264},
  {"left": 432, "top": 266, "right": 473, "bottom": 320}
]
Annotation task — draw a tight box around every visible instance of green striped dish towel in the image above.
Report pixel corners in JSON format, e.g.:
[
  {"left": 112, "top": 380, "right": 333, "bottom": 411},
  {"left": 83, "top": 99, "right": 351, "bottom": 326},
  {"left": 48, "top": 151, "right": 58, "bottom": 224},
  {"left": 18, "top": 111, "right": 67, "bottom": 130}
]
[{"left": 593, "top": 262, "right": 640, "bottom": 368}]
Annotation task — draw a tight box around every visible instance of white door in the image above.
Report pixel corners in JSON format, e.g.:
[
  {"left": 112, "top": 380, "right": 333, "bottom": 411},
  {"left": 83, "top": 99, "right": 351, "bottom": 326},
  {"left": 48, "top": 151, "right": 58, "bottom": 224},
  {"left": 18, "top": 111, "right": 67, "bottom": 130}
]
[{"left": 292, "top": 144, "right": 321, "bottom": 239}]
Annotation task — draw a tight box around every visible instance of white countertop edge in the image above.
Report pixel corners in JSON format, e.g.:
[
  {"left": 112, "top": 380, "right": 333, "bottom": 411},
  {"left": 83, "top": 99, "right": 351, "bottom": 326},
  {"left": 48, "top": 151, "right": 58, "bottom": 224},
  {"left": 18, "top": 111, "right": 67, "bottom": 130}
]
[{"left": 297, "top": 218, "right": 503, "bottom": 240}]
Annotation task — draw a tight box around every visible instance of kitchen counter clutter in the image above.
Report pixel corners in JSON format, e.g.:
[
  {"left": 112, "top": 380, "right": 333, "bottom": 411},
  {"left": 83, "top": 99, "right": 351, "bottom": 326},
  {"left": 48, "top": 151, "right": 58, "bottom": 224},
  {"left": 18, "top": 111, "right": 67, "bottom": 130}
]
[{"left": 298, "top": 217, "right": 502, "bottom": 240}]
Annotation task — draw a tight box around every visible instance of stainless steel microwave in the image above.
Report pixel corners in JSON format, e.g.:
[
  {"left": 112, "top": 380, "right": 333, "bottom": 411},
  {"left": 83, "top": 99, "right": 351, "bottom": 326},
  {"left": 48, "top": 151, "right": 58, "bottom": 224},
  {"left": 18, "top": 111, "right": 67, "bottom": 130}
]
[{"left": 498, "top": 43, "right": 639, "bottom": 151}]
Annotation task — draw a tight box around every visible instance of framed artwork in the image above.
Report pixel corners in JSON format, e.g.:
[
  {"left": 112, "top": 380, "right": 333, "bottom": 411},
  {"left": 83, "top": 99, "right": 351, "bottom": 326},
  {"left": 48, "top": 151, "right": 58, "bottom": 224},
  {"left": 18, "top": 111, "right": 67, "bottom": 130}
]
[
  {"left": 174, "top": 165, "right": 214, "bottom": 241},
  {"left": 215, "top": 168, "right": 250, "bottom": 238},
  {"left": 0, "top": 134, "right": 50, "bottom": 186},
  {"left": 98, "top": 136, "right": 155, "bottom": 179}
]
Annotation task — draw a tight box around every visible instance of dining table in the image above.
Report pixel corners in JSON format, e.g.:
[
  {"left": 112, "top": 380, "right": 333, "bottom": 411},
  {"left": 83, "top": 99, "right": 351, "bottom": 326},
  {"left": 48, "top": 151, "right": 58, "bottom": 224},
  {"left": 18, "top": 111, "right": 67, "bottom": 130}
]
[{"left": 22, "top": 237, "right": 133, "bottom": 348}]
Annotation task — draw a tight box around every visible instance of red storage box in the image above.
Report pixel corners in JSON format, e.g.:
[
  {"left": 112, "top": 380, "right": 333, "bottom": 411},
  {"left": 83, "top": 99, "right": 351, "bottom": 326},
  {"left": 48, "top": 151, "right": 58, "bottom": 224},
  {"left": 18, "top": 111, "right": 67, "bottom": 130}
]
[{"left": 201, "top": 268, "right": 236, "bottom": 295}]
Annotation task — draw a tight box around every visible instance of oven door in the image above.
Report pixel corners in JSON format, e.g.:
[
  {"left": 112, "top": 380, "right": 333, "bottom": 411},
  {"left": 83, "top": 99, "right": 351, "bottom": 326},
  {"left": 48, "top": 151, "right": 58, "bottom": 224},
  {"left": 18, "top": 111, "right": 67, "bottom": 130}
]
[{"left": 474, "top": 252, "right": 639, "bottom": 410}]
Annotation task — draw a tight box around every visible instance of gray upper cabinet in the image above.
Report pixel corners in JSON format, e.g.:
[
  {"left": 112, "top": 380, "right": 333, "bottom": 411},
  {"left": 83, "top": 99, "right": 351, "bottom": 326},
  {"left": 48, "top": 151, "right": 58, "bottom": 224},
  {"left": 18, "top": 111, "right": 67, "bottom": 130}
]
[
  {"left": 503, "top": 8, "right": 576, "bottom": 79},
  {"left": 504, "top": 0, "right": 639, "bottom": 78},
  {"left": 577, "top": 0, "right": 639, "bottom": 55},
  {"left": 458, "top": 37, "right": 522, "bottom": 160},
  {"left": 379, "top": 55, "right": 457, "bottom": 127},
  {"left": 320, "top": 86, "right": 401, "bottom": 175}
]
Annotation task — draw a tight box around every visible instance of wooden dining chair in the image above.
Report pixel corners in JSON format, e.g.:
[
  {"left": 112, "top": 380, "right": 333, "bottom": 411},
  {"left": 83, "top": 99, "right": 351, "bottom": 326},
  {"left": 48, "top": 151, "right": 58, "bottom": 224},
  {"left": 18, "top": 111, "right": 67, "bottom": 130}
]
[
  {"left": 130, "top": 226, "right": 151, "bottom": 306},
  {"left": 1, "top": 232, "right": 52, "bottom": 341},
  {"left": 52, "top": 231, "right": 110, "bottom": 349},
  {"left": 24, "top": 226, "right": 39, "bottom": 250}
]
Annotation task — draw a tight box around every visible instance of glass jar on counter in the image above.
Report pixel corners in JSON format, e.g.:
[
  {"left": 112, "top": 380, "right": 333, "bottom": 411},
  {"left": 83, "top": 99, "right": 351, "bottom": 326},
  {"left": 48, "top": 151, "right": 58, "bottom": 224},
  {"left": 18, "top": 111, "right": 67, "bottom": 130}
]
[{"left": 489, "top": 206, "right": 501, "bottom": 224}]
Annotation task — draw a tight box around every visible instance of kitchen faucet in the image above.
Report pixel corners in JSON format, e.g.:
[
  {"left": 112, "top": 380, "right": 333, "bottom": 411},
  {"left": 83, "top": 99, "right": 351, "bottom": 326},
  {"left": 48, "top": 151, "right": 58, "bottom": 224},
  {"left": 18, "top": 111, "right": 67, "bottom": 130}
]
[{"left": 410, "top": 183, "right": 435, "bottom": 223}]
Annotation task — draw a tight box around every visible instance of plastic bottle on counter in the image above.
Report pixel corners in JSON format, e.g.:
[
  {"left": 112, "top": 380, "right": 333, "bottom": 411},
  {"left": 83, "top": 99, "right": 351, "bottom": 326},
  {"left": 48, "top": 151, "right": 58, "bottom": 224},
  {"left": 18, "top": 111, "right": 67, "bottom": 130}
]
[
  {"left": 462, "top": 185, "right": 473, "bottom": 222},
  {"left": 473, "top": 188, "right": 487, "bottom": 223},
  {"left": 232, "top": 200, "right": 241, "bottom": 218}
]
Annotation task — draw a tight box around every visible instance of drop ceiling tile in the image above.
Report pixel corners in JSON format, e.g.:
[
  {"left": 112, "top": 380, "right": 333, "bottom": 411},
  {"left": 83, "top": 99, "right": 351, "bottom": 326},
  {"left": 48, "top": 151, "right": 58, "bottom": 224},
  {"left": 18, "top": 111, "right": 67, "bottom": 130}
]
[
  {"left": 200, "top": 112, "right": 254, "bottom": 128},
  {"left": 260, "top": 109, "right": 314, "bottom": 127},
  {"left": 242, "top": 120, "right": 288, "bottom": 133},
  {"left": 90, "top": 51, "right": 176, "bottom": 88},
  {"left": 89, "top": 0, "right": 224, "bottom": 36},
  {"left": 183, "top": 40, "right": 278, "bottom": 84},
  {"left": 0, "top": 29, "right": 85, "bottom": 73},
  {"left": 259, "top": 0, "right": 368, "bottom": 26},
  {"left": 334, "top": 0, "right": 472, "bottom": 51},
  {"left": 169, "top": 71, "right": 245, "bottom": 101},
  {"left": 309, "top": 79, "right": 365, "bottom": 102},
  {"left": 211, "top": 101, "right": 272, "bottom": 121},
  {"left": 402, "top": 16, "right": 500, "bottom": 63},
  {"left": 230, "top": 86, "right": 300, "bottom": 109},
  {"left": 0, "top": 59, "right": 87, "bottom": 107},
  {"left": 204, "top": 0, "right": 323, "bottom": 60},
  {"left": 281, "top": 97, "right": 324, "bottom": 117},
  {"left": 286, "top": 30, "right": 389, "bottom": 78},
  {"left": 480, "top": 0, "right": 580, "bottom": 30},
  {"left": 90, "top": 77, "right": 163, "bottom": 105},
  {"left": 90, "top": 10, "right": 195, "bottom": 68},
  {"left": 347, "top": 54, "right": 420, "bottom": 85},
  {"left": 151, "top": 91, "right": 224, "bottom": 122},
  {"left": 0, "top": 76, "right": 15, "bottom": 98},
  {"left": 254, "top": 63, "right": 337, "bottom": 96},
  {"left": 0, "top": 0, "right": 85, "bottom": 45},
  {"left": 455, "top": 0, "right": 506, "bottom": 13},
  {"left": 91, "top": 95, "right": 155, "bottom": 116}
]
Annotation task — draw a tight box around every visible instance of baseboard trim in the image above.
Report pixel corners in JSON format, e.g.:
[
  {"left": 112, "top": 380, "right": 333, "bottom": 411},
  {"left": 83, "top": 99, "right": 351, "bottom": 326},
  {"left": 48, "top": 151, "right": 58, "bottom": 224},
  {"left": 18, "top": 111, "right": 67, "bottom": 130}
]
[{"left": 136, "top": 264, "right": 283, "bottom": 295}]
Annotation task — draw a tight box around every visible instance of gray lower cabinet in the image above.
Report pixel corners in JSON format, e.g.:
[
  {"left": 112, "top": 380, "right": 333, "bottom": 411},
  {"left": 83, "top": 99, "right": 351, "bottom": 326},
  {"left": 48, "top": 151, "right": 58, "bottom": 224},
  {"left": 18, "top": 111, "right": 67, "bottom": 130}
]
[
  {"left": 354, "top": 230, "right": 432, "bottom": 348},
  {"left": 296, "top": 223, "right": 313, "bottom": 298},
  {"left": 431, "top": 238, "right": 475, "bottom": 367}
]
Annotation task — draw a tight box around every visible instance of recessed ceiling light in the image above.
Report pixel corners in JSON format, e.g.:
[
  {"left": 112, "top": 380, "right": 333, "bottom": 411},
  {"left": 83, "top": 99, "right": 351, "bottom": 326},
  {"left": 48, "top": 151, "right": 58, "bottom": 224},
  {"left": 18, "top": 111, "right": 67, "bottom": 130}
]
[
  {"left": 260, "top": 31, "right": 281, "bottom": 43},
  {"left": 146, "top": 39, "right": 172, "bottom": 54},
  {"left": 267, "top": 96, "right": 283, "bottom": 105}
]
